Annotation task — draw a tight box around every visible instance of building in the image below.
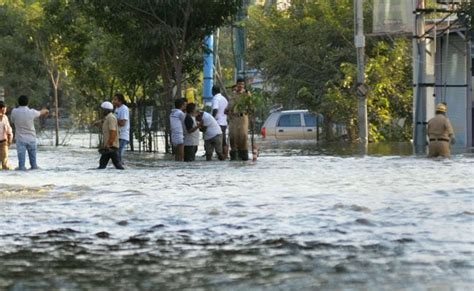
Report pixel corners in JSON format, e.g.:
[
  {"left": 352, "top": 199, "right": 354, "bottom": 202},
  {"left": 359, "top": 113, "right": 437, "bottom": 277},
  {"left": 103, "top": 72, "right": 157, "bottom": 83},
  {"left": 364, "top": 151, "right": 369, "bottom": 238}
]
[
  {"left": 413, "top": 6, "right": 473, "bottom": 150},
  {"left": 372, "top": 0, "right": 472, "bottom": 150},
  {"left": 432, "top": 29, "right": 473, "bottom": 148}
]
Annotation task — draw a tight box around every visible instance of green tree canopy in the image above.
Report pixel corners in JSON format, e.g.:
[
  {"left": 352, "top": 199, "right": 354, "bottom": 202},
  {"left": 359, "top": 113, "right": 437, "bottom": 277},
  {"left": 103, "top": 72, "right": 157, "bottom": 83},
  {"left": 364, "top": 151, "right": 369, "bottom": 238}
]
[{"left": 246, "top": 0, "right": 413, "bottom": 142}]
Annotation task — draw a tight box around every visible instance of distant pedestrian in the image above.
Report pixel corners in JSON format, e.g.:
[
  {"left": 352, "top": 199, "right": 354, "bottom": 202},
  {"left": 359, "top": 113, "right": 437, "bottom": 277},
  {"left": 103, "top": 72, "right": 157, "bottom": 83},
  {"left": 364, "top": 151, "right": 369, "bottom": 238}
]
[
  {"left": 185, "top": 84, "right": 200, "bottom": 107},
  {"left": 10, "top": 95, "right": 49, "bottom": 170},
  {"left": 112, "top": 93, "right": 130, "bottom": 163},
  {"left": 427, "top": 103, "right": 455, "bottom": 158},
  {"left": 211, "top": 85, "right": 229, "bottom": 159},
  {"left": 184, "top": 103, "right": 201, "bottom": 162},
  {"left": 98, "top": 101, "right": 124, "bottom": 170},
  {"left": 196, "top": 111, "right": 224, "bottom": 161},
  {"left": 170, "top": 98, "right": 187, "bottom": 161},
  {"left": 0, "top": 101, "right": 13, "bottom": 170}
]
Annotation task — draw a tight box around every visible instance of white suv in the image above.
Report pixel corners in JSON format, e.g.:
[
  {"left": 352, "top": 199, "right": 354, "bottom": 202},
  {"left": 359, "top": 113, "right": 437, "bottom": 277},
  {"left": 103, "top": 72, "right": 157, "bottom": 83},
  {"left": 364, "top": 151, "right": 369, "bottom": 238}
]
[{"left": 260, "top": 109, "right": 323, "bottom": 141}]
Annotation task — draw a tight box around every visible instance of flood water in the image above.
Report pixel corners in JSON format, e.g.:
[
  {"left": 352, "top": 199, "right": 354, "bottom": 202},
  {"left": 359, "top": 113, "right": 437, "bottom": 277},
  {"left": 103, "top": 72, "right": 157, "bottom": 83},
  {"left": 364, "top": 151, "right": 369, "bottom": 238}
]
[{"left": 0, "top": 138, "right": 473, "bottom": 290}]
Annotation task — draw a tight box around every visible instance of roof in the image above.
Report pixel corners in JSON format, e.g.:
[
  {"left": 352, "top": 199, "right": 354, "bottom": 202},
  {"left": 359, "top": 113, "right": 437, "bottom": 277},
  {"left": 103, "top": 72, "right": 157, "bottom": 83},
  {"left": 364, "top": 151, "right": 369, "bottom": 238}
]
[{"left": 281, "top": 109, "right": 308, "bottom": 113}]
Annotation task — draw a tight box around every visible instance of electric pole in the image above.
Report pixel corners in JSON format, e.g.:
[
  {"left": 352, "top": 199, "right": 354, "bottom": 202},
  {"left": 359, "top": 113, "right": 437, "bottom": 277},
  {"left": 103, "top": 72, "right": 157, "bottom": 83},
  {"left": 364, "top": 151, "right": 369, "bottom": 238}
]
[
  {"left": 203, "top": 35, "right": 214, "bottom": 106},
  {"left": 355, "top": 0, "right": 368, "bottom": 148},
  {"left": 413, "top": 0, "right": 427, "bottom": 154}
]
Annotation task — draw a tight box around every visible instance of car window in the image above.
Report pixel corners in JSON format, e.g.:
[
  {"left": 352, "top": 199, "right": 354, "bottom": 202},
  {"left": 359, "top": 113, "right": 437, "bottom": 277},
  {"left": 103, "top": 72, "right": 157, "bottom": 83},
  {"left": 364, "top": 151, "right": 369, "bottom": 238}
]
[
  {"left": 278, "top": 114, "right": 301, "bottom": 127},
  {"left": 304, "top": 113, "right": 317, "bottom": 127}
]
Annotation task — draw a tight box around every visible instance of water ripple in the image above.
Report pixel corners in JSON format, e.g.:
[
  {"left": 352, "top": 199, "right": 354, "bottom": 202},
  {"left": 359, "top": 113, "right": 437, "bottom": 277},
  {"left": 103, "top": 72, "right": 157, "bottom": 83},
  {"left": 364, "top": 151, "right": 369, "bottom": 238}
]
[{"left": 0, "top": 147, "right": 472, "bottom": 289}]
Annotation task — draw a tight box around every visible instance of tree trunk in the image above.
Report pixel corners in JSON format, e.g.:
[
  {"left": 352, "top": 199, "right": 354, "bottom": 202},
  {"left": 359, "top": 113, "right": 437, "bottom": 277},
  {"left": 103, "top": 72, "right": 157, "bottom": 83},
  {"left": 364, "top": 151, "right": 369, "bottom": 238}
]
[
  {"left": 173, "top": 57, "right": 183, "bottom": 99},
  {"left": 160, "top": 49, "right": 174, "bottom": 153},
  {"left": 50, "top": 71, "right": 60, "bottom": 147},
  {"left": 109, "top": 77, "right": 116, "bottom": 99},
  {"left": 129, "top": 93, "right": 136, "bottom": 152},
  {"left": 324, "top": 116, "right": 335, "bottom": 142},
  {"left": 54, "top": 84, "right": 59, "bottom": 146},
  {"left": 214, "top": 29, "right": 228, "bottom": 96}
]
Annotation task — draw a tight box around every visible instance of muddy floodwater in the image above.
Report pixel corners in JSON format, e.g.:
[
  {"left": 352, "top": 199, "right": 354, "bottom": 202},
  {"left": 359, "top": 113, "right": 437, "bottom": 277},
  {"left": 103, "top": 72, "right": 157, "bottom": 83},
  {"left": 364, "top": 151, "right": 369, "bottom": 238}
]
[{"left": 0, "top": 141, "right": 473, "bottom": 290}]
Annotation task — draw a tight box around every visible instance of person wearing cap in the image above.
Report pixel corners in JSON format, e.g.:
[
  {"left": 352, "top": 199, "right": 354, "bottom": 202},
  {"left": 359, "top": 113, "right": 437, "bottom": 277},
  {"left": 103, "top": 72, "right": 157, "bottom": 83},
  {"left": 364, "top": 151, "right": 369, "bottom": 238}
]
[
  {"left": 427, "top": 103, "right": 455, "bottom": 158},
  {"left": 98, "top": 101, "right": 124, "bottom": 169},
  {"left": 10, "top": 95, "right": 49, "bottom": 170},
  {"left": 0, "top": 101, "right": 13, "bottom": 170},
  {"left": 169, "top": 98, "right": 187, "bottom": 161}
]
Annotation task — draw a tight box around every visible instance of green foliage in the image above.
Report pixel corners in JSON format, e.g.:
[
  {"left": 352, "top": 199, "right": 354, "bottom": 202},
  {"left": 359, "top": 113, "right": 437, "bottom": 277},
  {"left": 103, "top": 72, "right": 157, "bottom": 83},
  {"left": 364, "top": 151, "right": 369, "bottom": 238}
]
[
  {"left": 246, "top": 0, "right": 354, "bottom": 105},
  {"left": 457, "top": 2, "right": 474, "bottom": 31},
  {"left": 77, "top": 0, "right": 242, "bottom": 100},
  {"left": 0, "top": 2, "right": 50, "bottom": 106},
  {"left": 365, "top": 39, "right": 412, "bottom": 142},
  {"left": 0, "top": 0, "right": 243, "bottom": 135},
  {"left": 319, "top": 62, "right": 358, "bottom": 140},
  {"left": 246, "top": 0, "right": 413, "bottom": 142},
  {"left": 234, "top": 90, "right": 265, "bottom": 116}
]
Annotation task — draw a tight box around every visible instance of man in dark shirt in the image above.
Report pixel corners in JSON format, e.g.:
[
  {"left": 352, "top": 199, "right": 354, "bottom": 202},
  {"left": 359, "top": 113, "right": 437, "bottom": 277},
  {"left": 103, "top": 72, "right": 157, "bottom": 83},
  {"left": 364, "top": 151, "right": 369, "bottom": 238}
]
[{"left": 183, "top": 103, "right": 201, "bottom": 161}]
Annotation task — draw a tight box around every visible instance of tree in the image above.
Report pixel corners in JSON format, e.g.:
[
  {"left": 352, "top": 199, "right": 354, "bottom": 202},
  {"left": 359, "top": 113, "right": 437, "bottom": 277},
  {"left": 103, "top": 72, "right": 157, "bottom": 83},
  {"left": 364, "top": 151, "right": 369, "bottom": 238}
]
[
  {"left": 78, "top": 0, "right": 243, "bottom": 151},
  {"left": 37, "top": 0, "right": 94, "bottom": 146},
  {"left": 0, "top": 2, "right": 50, "bottom": 106},
  {"left": 246, "top": 0, "right": 413, "bottom": 142},
  {"left": 457, "top": 2, "right": 473, "bottom": 31},
  {"left": 246, "top": 0, "right": 354, "bottom": 107},
  {"left": 79, "top": 0, "right": 242, "bottom": 100}
]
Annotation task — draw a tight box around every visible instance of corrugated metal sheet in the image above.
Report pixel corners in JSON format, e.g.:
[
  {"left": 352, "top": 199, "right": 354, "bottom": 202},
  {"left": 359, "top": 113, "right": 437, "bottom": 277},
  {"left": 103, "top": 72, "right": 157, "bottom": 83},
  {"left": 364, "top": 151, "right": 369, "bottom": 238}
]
[{"left": 436, "top": 35, "right": 468, "bottom": 146}]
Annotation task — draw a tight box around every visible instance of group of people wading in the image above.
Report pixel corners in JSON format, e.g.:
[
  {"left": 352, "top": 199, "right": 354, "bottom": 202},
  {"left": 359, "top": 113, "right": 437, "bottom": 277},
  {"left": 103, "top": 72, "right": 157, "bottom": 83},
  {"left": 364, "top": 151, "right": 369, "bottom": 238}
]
[
  {"left": 0, "top": 82, "right": 458, "bottom": 171},
  {"left": 0, "top": 93, "right": 131, "bottom": 170},
  {"left": 0, "top": 79, "right": 253, "bottom": 171},
  {"left": 169, "top": 78, "right": 252, "bottom": 163}
]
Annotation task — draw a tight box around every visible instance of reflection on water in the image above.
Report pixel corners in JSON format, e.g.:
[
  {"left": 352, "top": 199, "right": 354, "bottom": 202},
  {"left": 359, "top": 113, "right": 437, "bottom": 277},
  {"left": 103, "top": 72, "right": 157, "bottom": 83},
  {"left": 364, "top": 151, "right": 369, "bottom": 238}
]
[
  {"left": 0, "top": 142, "right": 473, "bottom": 289},
  {"left": 260, "top": 141, "right": 416, "bottom": 156}
]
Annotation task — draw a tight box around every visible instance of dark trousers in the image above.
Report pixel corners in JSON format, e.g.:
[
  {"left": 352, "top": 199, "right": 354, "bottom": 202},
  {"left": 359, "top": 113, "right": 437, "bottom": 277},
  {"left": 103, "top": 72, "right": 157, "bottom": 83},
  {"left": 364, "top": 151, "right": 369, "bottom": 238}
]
[
  {"left": 99, "top": 148, "right": 124, "bottom": 169},
  {"left": 220, "top": 126, "right": 227, "bottom": 146},
  {"left": 184, "top": 145, "right": 198, "bottom": 162}
]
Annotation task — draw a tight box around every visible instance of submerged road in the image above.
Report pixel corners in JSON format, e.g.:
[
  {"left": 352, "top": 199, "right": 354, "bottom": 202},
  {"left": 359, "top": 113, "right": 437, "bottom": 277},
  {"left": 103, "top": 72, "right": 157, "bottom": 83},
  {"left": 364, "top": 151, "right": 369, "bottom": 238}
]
[{"left": 0, "top": 145, "right": 473, "bottom": 289}]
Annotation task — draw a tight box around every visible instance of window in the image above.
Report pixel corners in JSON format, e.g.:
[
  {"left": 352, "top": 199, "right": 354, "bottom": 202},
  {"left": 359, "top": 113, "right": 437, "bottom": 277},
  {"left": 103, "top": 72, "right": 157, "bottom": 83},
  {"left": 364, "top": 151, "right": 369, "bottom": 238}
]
[
  {"left": 278, "top": 114, "right": 301, "bottom": 127},
  {"left": 304, "top": 113, "right": 317, "bottom": 127}
]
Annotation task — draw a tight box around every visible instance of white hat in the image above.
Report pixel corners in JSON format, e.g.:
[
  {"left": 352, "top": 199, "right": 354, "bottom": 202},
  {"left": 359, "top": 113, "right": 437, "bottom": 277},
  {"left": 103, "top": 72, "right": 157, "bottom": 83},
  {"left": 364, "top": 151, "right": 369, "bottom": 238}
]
[{"left": 101, "top": 101, "right": 113, "bottom": 110}]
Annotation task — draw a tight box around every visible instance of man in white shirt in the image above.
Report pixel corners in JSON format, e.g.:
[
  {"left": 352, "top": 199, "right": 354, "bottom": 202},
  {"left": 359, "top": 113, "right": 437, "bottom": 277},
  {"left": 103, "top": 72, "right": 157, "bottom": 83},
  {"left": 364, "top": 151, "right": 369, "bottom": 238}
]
[
  {"left": 211, "top": 86, "right": 228, "bottom": 158},
  {"left": 196, "top": 111, "right": 224, "bottom": 161},
  {"left": 169, "top": 98, "right": 187, "bottom": 161},
  {"left": 112, "top": 93, "right": 130, "bottom": 163},
  {"left": 0, "top": 101, "right": 13, "bottom": 170},
  {"left": 10, "top": 95, "right": 49, "bottom": 170}
]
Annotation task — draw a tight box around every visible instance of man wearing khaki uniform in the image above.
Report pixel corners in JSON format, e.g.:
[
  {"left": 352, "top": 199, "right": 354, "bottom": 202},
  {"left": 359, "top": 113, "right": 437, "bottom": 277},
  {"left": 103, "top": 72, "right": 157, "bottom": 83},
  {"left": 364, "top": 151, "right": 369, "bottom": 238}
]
[
  {"left": 0, "top": 101, "right": 13, "bottom": 170},
  {"left": 228, "top": 78, "right": 249, "bottom": 161},
  {"left": 427, "top": 103, "right": 455, "bottom": 158}
]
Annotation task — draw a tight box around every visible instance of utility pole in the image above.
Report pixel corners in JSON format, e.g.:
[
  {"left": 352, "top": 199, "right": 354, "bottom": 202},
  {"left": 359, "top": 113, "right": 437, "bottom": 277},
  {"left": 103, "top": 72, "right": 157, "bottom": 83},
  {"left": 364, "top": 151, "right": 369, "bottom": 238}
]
[
  {"left": 203, "top": 35, "right": 214, "bottom": 106},
  {"left": 355, "top": 0, "right": 368, "bottom": 148},
  {"left": 234, "top": 0, "right": 248, "bottom": 82},
  {"left": 413, "top": 0, "right": 427, "bottom": 154}
]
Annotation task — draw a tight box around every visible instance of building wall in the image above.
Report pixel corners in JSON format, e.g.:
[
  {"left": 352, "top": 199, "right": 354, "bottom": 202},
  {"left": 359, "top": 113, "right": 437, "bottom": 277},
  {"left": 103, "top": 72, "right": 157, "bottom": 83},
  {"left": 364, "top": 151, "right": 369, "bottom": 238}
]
[{"left": 435, "top": 34, "right": 469, "bottom": 147}]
